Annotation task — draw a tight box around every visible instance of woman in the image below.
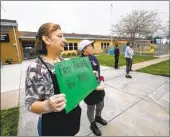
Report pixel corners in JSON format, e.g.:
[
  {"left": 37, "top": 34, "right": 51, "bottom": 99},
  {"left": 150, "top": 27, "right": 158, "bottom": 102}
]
[
  {"left": 25, "top": 23, "right": 81, "bottom": 136},
  {"left": 78, "top": 40, "right": 107, "bottom": 136}
]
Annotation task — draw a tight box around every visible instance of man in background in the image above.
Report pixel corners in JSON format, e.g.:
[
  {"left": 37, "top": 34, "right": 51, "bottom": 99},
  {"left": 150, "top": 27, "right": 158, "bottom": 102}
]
[
  {"left": 114, "top": 44, "right": 120, "bottom": 69},
  {"left": 125, "top": 42, "right": 134, "bottom": 78}
]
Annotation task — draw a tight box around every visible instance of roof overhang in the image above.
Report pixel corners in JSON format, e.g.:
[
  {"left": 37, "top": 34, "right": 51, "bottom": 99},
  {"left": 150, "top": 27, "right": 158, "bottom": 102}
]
[
  {"left": 19, "top": 36, "right": 111, "bottom": 40},
  {"left": 1, "top": 22, "right": 18, "bottom": 27}
]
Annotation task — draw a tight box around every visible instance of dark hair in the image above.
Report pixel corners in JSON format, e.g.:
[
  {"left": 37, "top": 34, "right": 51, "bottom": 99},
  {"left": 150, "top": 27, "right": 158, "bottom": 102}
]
[
  {"left": 35, "top": 23, "right": 61, "bottom": 55},
  {"left": 127, "top": 42, "right": 130, "bottom": 46}
]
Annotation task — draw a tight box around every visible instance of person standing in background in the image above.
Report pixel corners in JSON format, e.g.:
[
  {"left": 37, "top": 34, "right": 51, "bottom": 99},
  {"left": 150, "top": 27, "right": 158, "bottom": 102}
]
[
  {"left": 114, "top": 44, "right": 120, "bottom": 69},
  {"left": 130, "top": 45, "right": 134, "bottom": 71},
  {"left": 125, "top": 42, "right": 134, "bottom": 78}
]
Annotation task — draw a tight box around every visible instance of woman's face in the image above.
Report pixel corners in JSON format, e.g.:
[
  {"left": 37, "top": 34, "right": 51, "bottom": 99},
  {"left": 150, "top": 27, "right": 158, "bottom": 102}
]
[
  {"left": 83, "top": 44, "right": 94, "bottom": 55},
  {"left": 46, "top": 29, "right": 65, "bottom": 54}
]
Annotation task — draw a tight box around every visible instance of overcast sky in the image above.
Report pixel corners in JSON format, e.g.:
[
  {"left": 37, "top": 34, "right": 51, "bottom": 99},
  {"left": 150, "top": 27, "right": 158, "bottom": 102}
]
[{"left": 1, "top": 1, "right": 169, "bottom": 35}]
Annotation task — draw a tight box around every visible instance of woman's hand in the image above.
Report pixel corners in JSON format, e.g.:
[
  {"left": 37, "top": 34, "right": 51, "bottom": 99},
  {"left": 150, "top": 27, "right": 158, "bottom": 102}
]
[
  {"left": 96, "top": 81, "right": 105, "bottom": 91},
  {"left": 44, "top": 93, "right": 67, "bottom": 112},
  {"left": 93, "top": 71, "right": 98, "bottom": 78}
]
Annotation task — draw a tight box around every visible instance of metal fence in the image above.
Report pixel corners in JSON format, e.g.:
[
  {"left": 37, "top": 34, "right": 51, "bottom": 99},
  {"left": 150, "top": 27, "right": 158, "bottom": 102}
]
[
  {"left": 133, "top": 43, "right": 170, "bottom": 57},
  {"left": 134, "top": 44, "right": 153, "bottom": 56},
  {"left": 154, "top": 43, "right": 170, "bottom": 56}
]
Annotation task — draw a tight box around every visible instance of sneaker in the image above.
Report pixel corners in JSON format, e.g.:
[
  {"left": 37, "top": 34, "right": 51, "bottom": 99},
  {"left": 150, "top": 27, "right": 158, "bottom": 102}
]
[
  {"left": 126, "top": 75, "right": 132, "bottom": 78},
  {"left": 90, "top": 122, "right": 101, "bottom": 136},
  {"left": 95, "top": 116, "right": 107, "bottom": 125}
]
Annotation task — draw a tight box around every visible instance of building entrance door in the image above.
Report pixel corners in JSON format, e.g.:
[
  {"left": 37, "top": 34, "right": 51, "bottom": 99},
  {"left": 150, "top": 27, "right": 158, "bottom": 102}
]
[{"left": 22, "top": 41, "right": 37, "bottom": 59}]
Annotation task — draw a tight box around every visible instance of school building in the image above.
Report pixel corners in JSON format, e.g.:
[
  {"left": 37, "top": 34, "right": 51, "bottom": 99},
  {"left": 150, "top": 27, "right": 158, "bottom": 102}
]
[{"left": 1, "top": 19, "right": 128, "bottom": 64}]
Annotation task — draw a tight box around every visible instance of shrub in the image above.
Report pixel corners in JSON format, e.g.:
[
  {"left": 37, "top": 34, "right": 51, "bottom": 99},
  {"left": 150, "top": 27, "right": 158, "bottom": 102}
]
[
  {"left": 5, "top": 57, "right": 13, "bottom": 64},
  {"left": 71, "top": 52, "right": 76, "bottom": 57},
  {"left": 67, "top": 53, "right": 71, "bottom": 57},
  {"left": 61, "top": 53, "right": 67, "bottom": 58}
]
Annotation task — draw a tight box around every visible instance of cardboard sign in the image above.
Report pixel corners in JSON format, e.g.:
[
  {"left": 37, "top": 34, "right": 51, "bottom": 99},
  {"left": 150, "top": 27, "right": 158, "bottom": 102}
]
[{"left": 54, "top": 57, "right": 98, "bottom": 113}]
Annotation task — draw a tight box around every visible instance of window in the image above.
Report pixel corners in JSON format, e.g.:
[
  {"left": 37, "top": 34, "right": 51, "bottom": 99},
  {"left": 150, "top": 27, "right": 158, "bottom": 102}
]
[
  {"left": 101, "top": 43, "right": 109, "bottom": 49},
  {"left": 101, "top": 43, "right": 103, "bottom": 49},
  {"left": 22, "top": 41, "right": 35, "bottom": 47},
  {"left": 0, "top": 26, "right": 9, "bottom": 33},
  {"left": 74, "top": 43, "right": 77, "bottom": 50},
  {"left": 64, "top": 43, "right": 69, "bottom": 51},
  {"left": 107, "top": 43, "right": 109, "bottom": 49},
  {"left": 104, "top": 43, "right": 106, "bottom": 49},
  {"left": 69, "top": 43, "right": 73, "bottom": 50}
]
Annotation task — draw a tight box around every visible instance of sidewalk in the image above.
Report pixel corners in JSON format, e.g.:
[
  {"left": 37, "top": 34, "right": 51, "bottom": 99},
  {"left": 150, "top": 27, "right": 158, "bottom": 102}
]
[
  {"left": 1, "top": 59, "right": 34, "bottom": 110},
  {"left": 1, "top": 55, "right": 170, "bottom": 136}
]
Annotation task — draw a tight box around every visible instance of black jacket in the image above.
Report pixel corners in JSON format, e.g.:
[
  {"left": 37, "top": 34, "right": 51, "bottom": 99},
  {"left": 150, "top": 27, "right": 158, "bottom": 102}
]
[{"left": 114, "top": 47, "right": 120, "bottom": 57}]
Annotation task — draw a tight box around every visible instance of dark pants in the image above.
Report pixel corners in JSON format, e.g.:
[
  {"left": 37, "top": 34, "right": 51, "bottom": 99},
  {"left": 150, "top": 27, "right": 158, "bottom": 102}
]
[
  {"left": 114, "top": 56, "right": 119, "bottom": 68},
  {"left": 126, "top": 58, "right": 131, "bottom": 75},
  {"left": 130, "top": 59, "right": 133, "bottom": 71}
]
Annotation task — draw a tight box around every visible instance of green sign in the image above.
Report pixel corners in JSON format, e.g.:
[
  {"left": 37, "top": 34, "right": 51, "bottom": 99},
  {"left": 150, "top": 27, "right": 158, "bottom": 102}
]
[{"left": 54, "top": 57, "right": 98, "bottom": 113}]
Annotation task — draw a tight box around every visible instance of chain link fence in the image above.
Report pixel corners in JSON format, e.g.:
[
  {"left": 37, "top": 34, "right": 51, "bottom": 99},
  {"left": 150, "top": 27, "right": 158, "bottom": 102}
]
[
  {"left": 133, "top": 40, "right": 170, "bottom": 57},
  {"left": 154, "top": 43, "right": 170, "bottom": 56},
  {"left": 134, "top": 43, "right": 154, "bottom": 56}
]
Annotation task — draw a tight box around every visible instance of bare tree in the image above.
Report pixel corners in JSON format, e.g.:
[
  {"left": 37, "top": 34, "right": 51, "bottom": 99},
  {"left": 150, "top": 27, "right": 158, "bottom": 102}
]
[
  {"left": 112, "top": 10, "right": 162, "bottom": 46},
  {"left": 163, "top": 21, "right": 170, "bottom": 39}
]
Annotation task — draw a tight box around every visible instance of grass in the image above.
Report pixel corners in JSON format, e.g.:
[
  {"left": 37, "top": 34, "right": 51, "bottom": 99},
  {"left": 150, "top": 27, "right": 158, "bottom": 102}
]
[
  {"left": 136, "top": 60, "right": 170, "bottom": 77},
  {"left": 96, "top": 54, "right": 158, "bottom": 67},
  {"left": 1, "top": 107, "right": 19, "bottom": 136}
]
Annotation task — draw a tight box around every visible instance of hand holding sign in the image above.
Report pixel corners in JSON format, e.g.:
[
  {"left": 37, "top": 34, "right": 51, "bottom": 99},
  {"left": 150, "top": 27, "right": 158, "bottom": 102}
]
[
  {"left": 94, "top": 73, "right": 105, "bottom": 91},
  {"left": 93, "top": 71, "right": 99, "bottom": 78},
  {"left": 44, "top": 93, "right": 67, "bottom": 112},
  {"left": 96, "top": 82, "right": 105, "bottom": 91}
]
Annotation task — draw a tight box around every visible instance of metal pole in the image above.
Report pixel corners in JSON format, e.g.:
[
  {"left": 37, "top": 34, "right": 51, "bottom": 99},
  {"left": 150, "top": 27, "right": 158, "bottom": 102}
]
[{"left": 111, "top": 4, "right": 113, "bottom": 46}]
